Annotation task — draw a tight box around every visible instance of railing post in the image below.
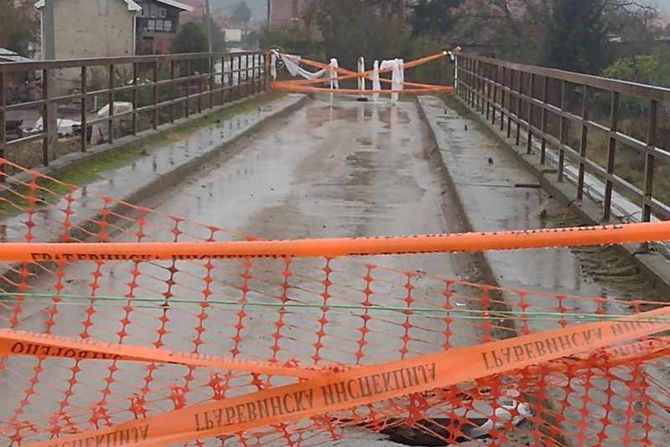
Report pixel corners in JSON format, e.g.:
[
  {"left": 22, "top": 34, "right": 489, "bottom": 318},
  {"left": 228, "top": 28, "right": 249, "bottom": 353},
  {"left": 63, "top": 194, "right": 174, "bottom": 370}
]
[
  {"left": 245, "top": 53, "right": 250, "bottom": 97},
  {"left": 507, "top": 70, "right": 513, "bottom": 138},
  {"left": 577, "top": 85, "right": 589, "bottom": 201},
  {"left": 479, "top": 60, "right": 485, "bottom": 112},
  {"left": 642, "top": 99, "right": 657, "bottom": 222},
  {"left": 221, "top": 56, "right": 226, "bottom": 106},
  {"left": 475, "top": 59, "right": 480, "bottom": 109},
  {"left": 225, "top": 55, "right": 230, "bottom": 104},
  {"left": 255, "top": 52, "right": 260, "bottom": 94},
  {"left": 500, "top": 66, "right": 506, "bottom": 131},
  {"left": 209, "top": 55, "right": 215, "bottom": 109},
  {"left": 197, "top": 57, "right": 203, "bottom": 114},
  {"left": 526, "top": 73, "right": 535, "bottom": 154},
  {"left": 485, "top": 63, "right": 492, "bottom": 120},
  {"left": 491, "top": 64, "right": 498, "bottom": 125},
  {"left": 470, "top": 58, "right": 475, "bottom": 107},
  {"left": 515, "top": 71, "right": 521, "bottom": 146},
  {"left": 170, "top": 59, "right": 176, "bottom": 123},
  {"left": 540, "top": 76, "right": 548, "bottom": 164},
  {"left": 238, "top": 54, "right": 243, "bottom": 99},
  {"left": 604, "top": 91, "right": 619, "bottom": 221},
  {"left": 260, "top": 52, "right": 264, "bottom": 93},
  {"left": 558, "top": 80, "right": 567, "bottom": 182},
  {"left": 185, "top": 59, "right": 191, "bottom": 118},
  {"left": 0, "top": 71, "right": 5, "bottom": 169},
  {"left": 132, "top": 62, "right": 138, "bottom": 135},
  {"left": 152, "top": 60, "right": 159, "bottom": 130},
  {"left": 246, "top": 53, "right": 251, "bottom": 97},
  {"left": 41, "top": 68, "right": 53, "bottom": 165},
  {"left": 266, "top": 51, "right": 271, "bottom": 92},
  {"left": 80, "top": 66, "right": 87, "bottom": 152},
  {"left": 108, "top": 64, "right": 115, "bottom": 144}
]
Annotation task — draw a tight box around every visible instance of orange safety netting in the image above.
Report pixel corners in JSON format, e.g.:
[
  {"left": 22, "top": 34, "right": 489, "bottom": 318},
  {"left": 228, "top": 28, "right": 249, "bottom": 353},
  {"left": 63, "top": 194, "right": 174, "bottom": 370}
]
[
  {"left": 0, "top": 157, "right": 668, "bottom": 447},
  {"left": 270, "top": 52, "right": 455, "bottom": 96}
]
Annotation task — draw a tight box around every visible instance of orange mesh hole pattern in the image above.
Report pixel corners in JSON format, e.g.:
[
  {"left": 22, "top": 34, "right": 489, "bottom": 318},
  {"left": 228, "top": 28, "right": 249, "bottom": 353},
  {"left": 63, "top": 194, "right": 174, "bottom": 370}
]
[{"left": 0, "top": 158, "right": 667, "bottom": 447}]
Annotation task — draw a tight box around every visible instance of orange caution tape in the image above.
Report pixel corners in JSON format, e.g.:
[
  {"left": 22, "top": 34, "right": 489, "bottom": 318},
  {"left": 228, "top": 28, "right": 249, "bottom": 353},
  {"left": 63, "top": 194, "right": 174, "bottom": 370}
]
[
  {"left": 23, "top": 306, "right": 670, "bottom": 447},
  {"left": 0, "top": 329, "right": 319, "bottom": 379},
  {"left": 5, "top": 221, "right": 670, "bottom": 262},
  {"left": 271, "top": 83, "right": 454, "bottom": 95}
]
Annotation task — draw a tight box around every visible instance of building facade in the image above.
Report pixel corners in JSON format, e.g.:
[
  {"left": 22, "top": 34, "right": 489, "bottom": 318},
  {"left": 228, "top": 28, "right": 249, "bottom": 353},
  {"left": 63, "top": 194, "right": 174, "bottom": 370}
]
[
  {"left": 35, "top": 0, "right": 192, "bottom": 92},
  {"left": 35, "top": 0, "right": 193, "bottom": 59},
  {"left": 36, "top": 0, "right": 138, "bottom": 60},
  {"left": 135, "top": 0, "right": 193, "bottom": 55}
]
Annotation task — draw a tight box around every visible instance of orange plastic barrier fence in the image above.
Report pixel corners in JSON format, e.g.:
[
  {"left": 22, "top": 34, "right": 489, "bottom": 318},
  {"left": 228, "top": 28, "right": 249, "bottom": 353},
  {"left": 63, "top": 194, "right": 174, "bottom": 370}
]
[
  {"left": 0, "top": 157, "right": 669, "bottom": 447},
  {"left": 271, "top": 52, "right": 454, "bottom": 96},
  {"left": 21, "top": 307, "right": 670, "bottom": 447}
]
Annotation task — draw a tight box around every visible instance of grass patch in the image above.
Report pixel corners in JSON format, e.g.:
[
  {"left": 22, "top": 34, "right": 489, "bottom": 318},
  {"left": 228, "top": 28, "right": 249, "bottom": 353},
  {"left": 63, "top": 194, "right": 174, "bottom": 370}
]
[{"left": 0, "top": 92, "right": 285, "bottom": 218}]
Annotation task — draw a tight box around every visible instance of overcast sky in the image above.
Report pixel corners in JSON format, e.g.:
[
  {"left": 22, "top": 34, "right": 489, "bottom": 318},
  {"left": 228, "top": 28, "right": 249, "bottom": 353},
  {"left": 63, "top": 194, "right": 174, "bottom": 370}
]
[{"left": 656, "top": 0, "right": 670, "bottom": 13}]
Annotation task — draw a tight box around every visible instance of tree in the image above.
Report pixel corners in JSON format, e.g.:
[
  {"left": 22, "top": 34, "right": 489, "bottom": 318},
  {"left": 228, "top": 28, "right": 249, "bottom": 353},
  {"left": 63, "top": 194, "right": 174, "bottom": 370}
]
[
  {"left": 204, "top": 17, "right": 227, "bottom": 52},
  {"left": 172, "top": 22, "right": 209, "bottom": 54},
  {"left": 0, "top": 0, "right": 38, "bottom": 55},
  {"left": 449, "top": 0, "right": 659, "bottom": 67},
  {"left": 312, "top": 0, "right": 411, "bottom": 67},
  {"left": 411, "top": 0, "right": 465, "bottom": 37},
  {"left": 542, "top": 0, "right": 608, "bottom": 73},
  {"left": 232, "top": 1, "right": 252, "bottom": 24}
]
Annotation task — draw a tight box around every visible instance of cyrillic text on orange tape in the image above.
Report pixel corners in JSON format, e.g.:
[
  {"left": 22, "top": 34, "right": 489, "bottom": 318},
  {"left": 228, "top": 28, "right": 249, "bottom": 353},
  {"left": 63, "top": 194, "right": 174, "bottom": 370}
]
[
  {"left": 0, "top": 329, "right": 318, "bottom": 378},
  {"left": 3, "top": 221, "right": 670, "bottom": 262},
  {"left": 23, "top": 306, "right": 670, "bottom": 447}
]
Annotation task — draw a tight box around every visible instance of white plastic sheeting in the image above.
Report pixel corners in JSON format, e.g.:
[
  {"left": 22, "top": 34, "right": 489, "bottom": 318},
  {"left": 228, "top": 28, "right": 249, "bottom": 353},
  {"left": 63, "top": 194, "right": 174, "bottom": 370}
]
[
  {"left": 271, "top": 51, "right": 408, "bottom": 103},
  {"left": 357, "top": 57, "right": 365, "bottom": 92},
  {"left": 31, "top": 117, "right": 80, "bottom": 136},
  {"left": 284, "top": 54, "right": 326, "bottom": 80},
  {"left": 379, "top": 58, "right": 404, "bottom": 102},
  {"left": 270, "top": 51, "right": 327, "bottom": 81},
  {"left": 91, "top": 102, "right": 133, "bottom": 145},
  {"left": 329, "top": 58, "right": 339, "bottom": 90},
  {"left": 370, "top": 60, "right": 381, "bottom": 102}
]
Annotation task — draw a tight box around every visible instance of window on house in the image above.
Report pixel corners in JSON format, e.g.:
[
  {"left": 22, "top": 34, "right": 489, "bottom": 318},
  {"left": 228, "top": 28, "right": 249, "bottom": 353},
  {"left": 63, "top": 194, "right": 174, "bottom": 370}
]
[
  {"left": 147, "top": 19, "right": 156, "bottom": 31},
  {"left": 159, "top": 7, "right": 167, "bottom": 18},
  {"left": 98, "top": 0, "right": 109, "bottom": 16}
]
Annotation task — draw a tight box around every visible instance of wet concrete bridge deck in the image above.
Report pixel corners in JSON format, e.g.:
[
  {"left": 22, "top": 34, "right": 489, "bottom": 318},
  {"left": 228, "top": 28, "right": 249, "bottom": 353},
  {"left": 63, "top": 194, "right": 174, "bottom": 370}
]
[{"left": 0, "top": 94, "right": 667, "bottom": 447}]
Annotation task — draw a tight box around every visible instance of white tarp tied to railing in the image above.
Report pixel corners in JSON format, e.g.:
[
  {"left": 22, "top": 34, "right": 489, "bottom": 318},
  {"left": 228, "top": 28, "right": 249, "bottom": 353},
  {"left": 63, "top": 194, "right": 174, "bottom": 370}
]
[{"left": 270, "top": 51, "right": 328, "bottom": 81}]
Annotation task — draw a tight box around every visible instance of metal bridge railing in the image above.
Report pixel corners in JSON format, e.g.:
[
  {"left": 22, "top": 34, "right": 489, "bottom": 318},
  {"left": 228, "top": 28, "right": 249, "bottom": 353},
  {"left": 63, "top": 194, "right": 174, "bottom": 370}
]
[
  {"left": 0, "top": 50, "right": 269, "bottom": 171},
  {"left": 456, "top": 52, "right": 670, "bottom": 223}
]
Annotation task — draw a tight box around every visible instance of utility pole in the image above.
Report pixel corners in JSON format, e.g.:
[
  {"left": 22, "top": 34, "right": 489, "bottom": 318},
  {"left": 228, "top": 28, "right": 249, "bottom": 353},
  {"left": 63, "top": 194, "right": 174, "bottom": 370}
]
[
  {"left": 43, "top": 0, "right": 57, "bottom": 164},
  {"left": 205, "top": 0, "right": 213, "bottom": 52},
  {"left": 267, "top": 0, "right": 272, "bottom": 32}
]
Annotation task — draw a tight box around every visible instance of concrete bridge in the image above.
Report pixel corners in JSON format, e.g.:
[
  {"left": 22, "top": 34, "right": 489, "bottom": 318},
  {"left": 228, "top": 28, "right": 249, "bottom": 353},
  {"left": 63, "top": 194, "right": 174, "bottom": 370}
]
[{"left": 0, "top": 51, "right": 669, "bottom": 447}]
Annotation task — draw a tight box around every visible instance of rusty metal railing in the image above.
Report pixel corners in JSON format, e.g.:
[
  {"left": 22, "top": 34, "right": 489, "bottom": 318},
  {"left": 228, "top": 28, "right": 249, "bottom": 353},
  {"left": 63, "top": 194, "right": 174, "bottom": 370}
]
[
  {"left": 455, "top": 52, "right": 670, "bottom": 223},
  {"left": 0, "top": 50, "right": 269, "bottom": 170}
]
